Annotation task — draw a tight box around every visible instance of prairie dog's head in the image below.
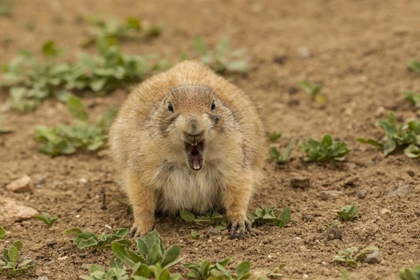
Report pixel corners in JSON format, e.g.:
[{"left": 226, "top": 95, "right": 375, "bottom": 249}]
[{"left": 151, "top": 85, "right": 234, "bottom": 171}]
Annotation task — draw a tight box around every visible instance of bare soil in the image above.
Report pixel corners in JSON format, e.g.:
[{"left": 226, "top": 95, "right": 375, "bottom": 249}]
[{"left": 1, "top": 0, "right": 420, "bottom": 279}]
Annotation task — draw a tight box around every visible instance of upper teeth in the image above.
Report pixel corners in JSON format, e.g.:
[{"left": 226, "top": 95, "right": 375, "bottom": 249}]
[{"left": 192, "top": 142, "right": 197, "bottom": 146}]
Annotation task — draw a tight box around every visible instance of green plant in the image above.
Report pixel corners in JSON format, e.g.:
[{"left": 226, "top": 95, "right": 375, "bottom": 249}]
[
  {"left": 80, "top": 258, "right": 128, "bottom": 280},
  {"left": 0, "top": 240, "right": 34, "bottom": 276},
  {"left": 84, "top": 16, "right": 162, "bottom": 47},
  {"left": 357, "top": 112, "right": 420, "bottom": 158},
  {"left": 398, "top": 265, "right": 420, "bottom": 280},
  {"left": 194, "top": 36, "right": 250, "bottom": 74},
  {"left": 0, "top": 226, "right": 6, "bottom": 240},
  {"left": 111, "top": 230, "right": 182, "bottom": 272},
  {"left": 408, "top": 60, "right": 420, "bottom": 74},
  {"left": 325, "top": 220, "right": 341, "bottom": 228},
  {"left": 298, "top": 81, "right": 325, "bottom": 104},
  {"left": 247, "top": 206, "right": 291, "bottom": 228},
  {"left": 183, "top": 259, "right": 251, "bottom": 280},
  {"left": 299, "top": 134, "right": 351, "bottom": 162},
  {"left": 0, "top": 115, "right": 12, "bottom": 134},
  {"left": 336, "top": 205, "right": 358, "bottom": 221},
  {"left": 33, "top": 212, "right": 58, "bottom": 228},
  {"left": 269, "top": 140, "right": 295, "bottom": 164},
  {"left": 35, "top": 96, "right": 117, "bottom": 156},
  {"left": 191, "top": 230, "right": 199, "bottom": 240},
  {"left": 1, "top": 40, "right": 170, "bottom": 112},
  {"left": 404, "top": 91, "right": 420, "bottom": 107},
  {"left": 267, "top": 132, "right": 282, "bottom": 142},
  {"left": 64, "top": 227, "right": 129, "bottom": 249},
  {"left": 341, "top": 269, "right": 350, "bottom": 280},
  {"left": 333, "top": 246, "right": 379, "bottom": 267},
  {"left": 0, "top": 0, "right": 13, "bottom": 17},
  {"left": 180, "top": 210, "right": 227, "bottom": 230}
]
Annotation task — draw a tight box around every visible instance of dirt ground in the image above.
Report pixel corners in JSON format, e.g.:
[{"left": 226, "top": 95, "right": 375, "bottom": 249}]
[{"left": 1, "top": 0, "right": 420, "bottom": 279}]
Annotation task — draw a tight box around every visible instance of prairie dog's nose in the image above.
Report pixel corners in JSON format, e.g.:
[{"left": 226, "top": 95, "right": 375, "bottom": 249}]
[{"left": 184, "top": 131, "right": 204, "bottom": 144}]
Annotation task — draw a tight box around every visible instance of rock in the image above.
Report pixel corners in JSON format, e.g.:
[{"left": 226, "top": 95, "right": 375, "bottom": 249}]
[
  {"left": 320, "top": 190, "right": 343, "bottom": 200},
  {"left": 6, "top": 176, "right": 34, "bottom": 193},
  {"left": 387, "top": 184, "right": 412, "bottom": 197},
  {"left": 0, "top": 195, "right": 38, "bottom": 222},
  {"left": 291, "top": 177, "right": 310, "bottom": 189},
  {"left": 380, "top": 208, "right": 391, "bottom": 215},
  {"left": 364, "top": 250, "right": 383, "bottom": 264},
  {"left": 37, "top": 277, "right": 49, "bottom": 280},
  {"left": 298, "top": 46, "right": 311, "bottom": 58},
  {"left": 46, "top": 239, "right": 57, "bottom": 247},
  {"left": 357, "top": 190, "right": 367, "bottom": 199},
  {"left": 407, "top": 170, "right": 415, "bottom": 177},
  {"left": 325, "top": 227, "right": 342, "bottom": 240},
  {"left": 302, "top": 213, "right": 315, "bottom": 222}
]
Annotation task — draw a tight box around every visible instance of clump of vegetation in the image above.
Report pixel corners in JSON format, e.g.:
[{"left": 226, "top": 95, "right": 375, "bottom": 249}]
[
  {"left": 111, "top": 230, "right": 182, "bottom": 272},
  {"left": 298, "top": 80, "right": 325, "bottom": 104},
  {"left": 0, "top": 115, "right": 12, "bottom": 134},
  {"left": 336, "top": 205, "right": 358, "bottom": 221},
  {"left": 326, "top": 220, "right": 341, "bottom": 228},
  {"left": 0, "top": 40, "right": 169, "bottom": 112},
  {"left": 33, "top": 212, "right": 58, "bottom": 228},
  {"left": 0, "top": 240, "right": 34, "bottom": 277},
  {"left": 299, "top": 134, "right": 351, "bottom": 162},
  {"left": 64, "top": 227, "right": 129, "bottom": 249},
  {"left": 35, "top": 96, "right": 117, "bottom": 156},
  {"left": 333, "top": 246, "right": 379, "bottom": 267},
  {"left": 183, "top": 258, "right": 251, "bottom": 280},
  {"left": 194, "top": 36, "right": 250, "bottom": 74},
  {"left": 180, "top": 209, "right": 227, "bottom": 230},
  {"left": 269, "top": 140, "right": 296, "bottom": 164},
  {"left": 84, "top": 16, "right": 162, "bottom": 47},
  {"left": 404, "top": 91, "right": 420, "bottom": 107},
  {"left": 247, "top": 206, "right": 291, "bottom": 228},
  {"left": 357, "top": 112, "right": 420, "bottom": 158},
  {"left": 0, "top": 0, "right": 13, "bottom": 17},
  {"left": 408, "top": 60, "right": 420, "bottom": 74},
  {"left": 80, "top": 258, "right": 129, "bottom": 280},
  {"left": 398, "top": 265, "right": 420, "bottom": 280}
]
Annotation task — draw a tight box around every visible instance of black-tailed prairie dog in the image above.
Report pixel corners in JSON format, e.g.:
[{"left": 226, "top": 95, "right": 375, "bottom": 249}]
[{"left": 109, "top": 60, "right": 266, "bottom": 238}]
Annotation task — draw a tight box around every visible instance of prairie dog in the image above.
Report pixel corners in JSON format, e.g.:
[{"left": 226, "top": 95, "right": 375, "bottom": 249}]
[{"left": 109, "top": 60, "right": 266, "bottom": 238}]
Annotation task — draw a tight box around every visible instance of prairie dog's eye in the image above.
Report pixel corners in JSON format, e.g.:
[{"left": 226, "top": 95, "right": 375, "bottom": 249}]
[
  {"left": 211, "top": 100, "right": 216, "bottom": 111},
  {"left": 168, "top": 102, "right": 174, "bottom": 112}
]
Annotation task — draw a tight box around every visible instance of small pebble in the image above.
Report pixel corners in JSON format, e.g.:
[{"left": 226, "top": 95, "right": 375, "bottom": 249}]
[
  {"left": 6, "top": 176, "right": 35, "bottom": 193},
  {"left": 364, "top": 250, "right": 383, "bottom": 264},
  {"left": 407, "top": 170, "right": 415, "bottom": 177},
  {"left": 380, "top": 208, "right": 391, "bottom": 215},
  {"left": 357, "top": 190, "right": 367, "bottom": 199},
  {"left": 46, "top": 239, "right": 57, "bottom": 247},
  {"left": 291, "top": 177, "right": 310, "bottom": 189}
]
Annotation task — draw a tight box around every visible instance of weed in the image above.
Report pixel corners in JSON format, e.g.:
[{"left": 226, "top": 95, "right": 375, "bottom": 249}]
[
  {"left": 35, "top": 96, "right": 116, "bottom": 156},
  {"left": 341, "top": 269, "right": 350, "bottom": 280},
  {"left": 299, "top": 80, "right": 325, "bottom": 104},
  {"left": 194, "top": 36, "right": 250, "bottom": 74},
  {"left": 180, "top": 209, "right": 227, "bottom": 230},
  {"left": 0, "top": 226, "right": 6, "bottom": 239},
  {"left": 1, "top": 40, "right": 169, "bottom": 112},
  {"left": 300, "top": 134, "right": 351, "bottom": 162},
  {"left": 111, "top": 230, "right": 182, "bottom": 271},
  {"left": 247, "top": 206, "right": 291, "bottom": 228},
  {"left": 404, "top": 91, "right": 420, "bottom": 107},
  {"left": 398, "top": 265, "right": 420, "bottom": 280},
  {"left": 325, "top": 220, "right": 341, "bottom": 228},
  {"left": 183, "top": 258, "right": 251, "bottom": 280},
  {"left": 336, "top": 205, "right": 358, "bottom": 221},
  {"left": 267, "top": 132, "right": 282, "bottom": 142},
  {"left": 80, "top": 258, "right": 128, "bottom": 280},
  {"left": 0, "top": 0, "right": 13, "bottom": 17},
  {"left": 64, "top": 227, "right": 129, "bottom": 249},
  {"left": 357, "top": 112, "right": 420, "bottom": 158},
  {"left": 333, "top": 246, "right": 379, "bottom": 267},
  {"left": 269, "top": 140, "right": 296, "bottom": 164},
  {"left": 33, "top": 212, "right": 58, "bottom": 228},
  {"left": 191, "top": 230, "right": 199, "bottom": 240},
  {"left": 408, "top": 60, "right": 420, "bottom": 74},
  {"left": 0, "top": 240, "right": 34, "bottom": 277},
  {"left": 0, "top": 115, "right": 12, "bottom": 134}
]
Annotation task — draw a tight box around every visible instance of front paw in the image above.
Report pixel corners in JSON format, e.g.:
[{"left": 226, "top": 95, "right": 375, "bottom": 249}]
[
  {"left": 228, "top": 216, "right": 252, "bottom": 239},
  {"left": 129, "top": 218, "right": 155, "bottom": 237}
]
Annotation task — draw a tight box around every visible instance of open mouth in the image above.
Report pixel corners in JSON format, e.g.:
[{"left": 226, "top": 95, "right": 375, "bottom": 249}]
[{"left": 185, "top": 141, "right": 204, "bottom": 170}]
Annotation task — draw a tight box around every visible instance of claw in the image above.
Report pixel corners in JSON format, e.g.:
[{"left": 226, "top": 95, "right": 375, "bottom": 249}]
[{"left": 229, "top": 218, "right": 252, "bottom": 239}]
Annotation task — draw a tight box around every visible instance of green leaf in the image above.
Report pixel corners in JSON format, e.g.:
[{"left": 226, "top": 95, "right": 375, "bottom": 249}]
[
  {"left": 194, "top": 36, "right": 208, "bottom": 56},
  {"left": 111, "top": 242, "right": 137, "bottom": 267},
  {"left": 8, "top": 245, "right": 19, "bottom": 264},
  {"left": 67, "top": 96, "right": 88, "bottom": 121},
  {"left": 236, "top": 261, "right": 251, "bottom": 280},
  {"left": 162, "top": 245, "right": 182, "bottom": 269},
  {"left": 12, "top": 240, "right": 23, "bottom": 251},
  {"left": 408, "top": 59, "right": 420, "bottom": 74},
  {"left": 357, "top": 138, "right": 383, "bottom": 148},
  {"left": 278, "top": 206, "right": 291, "bottom": 226},
  {"left": 42, "top": 41, "right": 56, "bottom": 56},
  {"left": 180, "top": 209, "right": 196, "bottom": 222},
  {"left": 0, "top": 226, "right": 6, "bottom": 240}
]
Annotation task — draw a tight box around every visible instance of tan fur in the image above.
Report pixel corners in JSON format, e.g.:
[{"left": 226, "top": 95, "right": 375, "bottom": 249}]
[{"left": 109, "top": 60, "right": 266, "bottom": 237}]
